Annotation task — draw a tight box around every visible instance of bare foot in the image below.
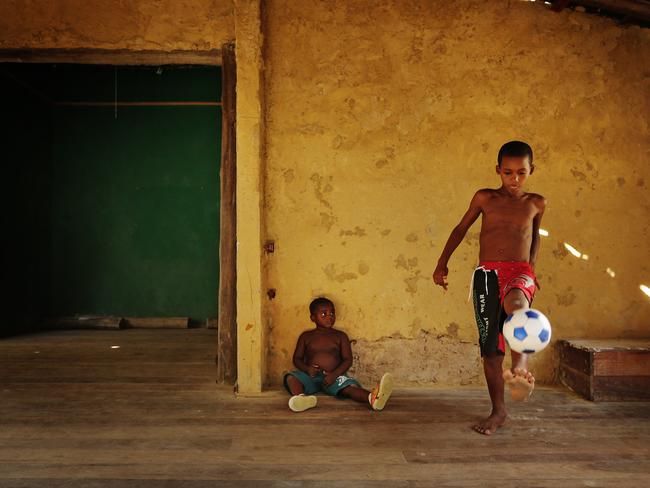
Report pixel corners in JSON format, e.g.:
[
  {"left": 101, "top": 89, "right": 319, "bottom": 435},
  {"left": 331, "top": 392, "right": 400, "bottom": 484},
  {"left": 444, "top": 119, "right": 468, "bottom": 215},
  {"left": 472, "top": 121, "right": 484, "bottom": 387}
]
[
  {"left": 503, "top": 368, "right": 535, "bottom": 402},
  {"left": 472, "top": 410, "right": 507, "bottom": 436}
]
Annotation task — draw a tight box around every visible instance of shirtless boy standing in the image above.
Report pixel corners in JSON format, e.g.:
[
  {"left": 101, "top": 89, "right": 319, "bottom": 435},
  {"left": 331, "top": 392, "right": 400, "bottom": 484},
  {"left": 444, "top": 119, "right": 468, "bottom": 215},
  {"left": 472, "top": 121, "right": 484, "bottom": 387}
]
[
  {"left": 284, "top": 297, "right": 393, "bottom": 412},
  {"left": 433, "top": 141, "right": 546, "bottom": 435}
]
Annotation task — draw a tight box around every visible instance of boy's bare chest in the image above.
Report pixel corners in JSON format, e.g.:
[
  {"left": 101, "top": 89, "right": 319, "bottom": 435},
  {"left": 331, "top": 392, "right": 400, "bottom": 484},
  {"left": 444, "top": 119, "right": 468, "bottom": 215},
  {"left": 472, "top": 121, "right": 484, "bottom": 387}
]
[
  {"left": 482, "top": 198, "right": 537, "bottom": 225},
  {"left": 305, "top": 333, "right": 340, "bottom": 352}
]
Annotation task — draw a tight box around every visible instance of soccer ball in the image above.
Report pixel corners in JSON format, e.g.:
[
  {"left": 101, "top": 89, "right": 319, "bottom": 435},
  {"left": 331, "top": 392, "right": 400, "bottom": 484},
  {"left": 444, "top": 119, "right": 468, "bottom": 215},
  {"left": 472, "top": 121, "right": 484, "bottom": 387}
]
[{"left": 503, "top": 309, "right": 552, "bottom": 354}]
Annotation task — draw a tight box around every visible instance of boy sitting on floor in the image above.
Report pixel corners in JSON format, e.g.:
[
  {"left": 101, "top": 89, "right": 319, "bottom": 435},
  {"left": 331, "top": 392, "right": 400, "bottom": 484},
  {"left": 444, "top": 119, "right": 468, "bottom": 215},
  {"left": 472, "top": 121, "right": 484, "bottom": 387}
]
[{"left": 284, "top": 297, "right": 393, "bottom": 412}]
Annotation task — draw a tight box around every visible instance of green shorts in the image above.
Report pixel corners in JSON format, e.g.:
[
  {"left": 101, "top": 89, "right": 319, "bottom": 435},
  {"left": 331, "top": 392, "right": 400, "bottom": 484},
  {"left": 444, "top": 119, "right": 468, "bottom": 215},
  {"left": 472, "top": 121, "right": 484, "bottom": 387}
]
[{"left": 283, "top": 370, "right": 361, "bottom": 397}]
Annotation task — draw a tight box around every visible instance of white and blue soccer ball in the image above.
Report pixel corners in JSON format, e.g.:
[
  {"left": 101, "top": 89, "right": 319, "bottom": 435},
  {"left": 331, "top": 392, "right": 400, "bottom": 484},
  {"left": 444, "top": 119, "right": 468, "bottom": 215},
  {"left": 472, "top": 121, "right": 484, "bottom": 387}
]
[{"left": 503, "top": 309, "right": 552, "bottom": 354}]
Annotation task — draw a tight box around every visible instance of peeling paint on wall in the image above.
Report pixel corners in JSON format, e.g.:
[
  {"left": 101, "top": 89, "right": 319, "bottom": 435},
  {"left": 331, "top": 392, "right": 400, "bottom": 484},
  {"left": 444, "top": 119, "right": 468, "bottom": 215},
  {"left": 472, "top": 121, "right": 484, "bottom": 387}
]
[{"left": 348, "top": 330, "right": 482, "bottom": 387}]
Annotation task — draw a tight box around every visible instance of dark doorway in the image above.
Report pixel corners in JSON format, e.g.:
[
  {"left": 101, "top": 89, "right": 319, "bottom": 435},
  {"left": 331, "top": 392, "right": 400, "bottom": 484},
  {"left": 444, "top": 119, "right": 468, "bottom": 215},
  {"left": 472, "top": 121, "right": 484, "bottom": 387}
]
[{"left": 2, "top": 64, "right": 222, "bottom": 334}]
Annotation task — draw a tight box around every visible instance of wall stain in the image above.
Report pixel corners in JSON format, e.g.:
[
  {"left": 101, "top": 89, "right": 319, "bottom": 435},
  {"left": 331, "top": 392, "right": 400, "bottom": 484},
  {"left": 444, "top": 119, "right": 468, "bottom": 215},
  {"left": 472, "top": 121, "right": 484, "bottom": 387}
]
[
  {"left": 406, "top": 233, "right": 419, "bottom": 242},
  {"left": 446, "top": 322, "right": 460, "bottom": 338},
  {"left": 298, "top": 123, "right": 325, "bottom": 135},
  {"left": 358, "top": 262, "right": 370, "bottom": 275},
  {"left": 282, "top": 168, "right": 295, "bottom": 183},
  {"left": 323, "top": 263, "right": 358, "bottom": 282},
  {"left": 332, "top": 134, "right": 344, "bottom": 149},
  {"left": 571, "top": 168, "right": 587, "bottom": 182},
  {"left": 557, "top": 292, "right": 577, "bottom": 306},
  {"left": 340, "top": 226, "right": 367, "bottom": 237},
  {"left": 320, "top": 212, "right": 337, "bottom": 232},
  {"left": 395, "top": 254, "right": 408, "bottom": 270},
  {"left": 404, "top": 270, "right": 424, "bottom": 294},
  {"left": 408, "top": 317, "right": 423, "bottom": 336},
  {"left": 552, "top": 242, "right": 568, "bottom": 260},
  {"left": 310, "top": 173, "right": 334, "bottom": 209}
]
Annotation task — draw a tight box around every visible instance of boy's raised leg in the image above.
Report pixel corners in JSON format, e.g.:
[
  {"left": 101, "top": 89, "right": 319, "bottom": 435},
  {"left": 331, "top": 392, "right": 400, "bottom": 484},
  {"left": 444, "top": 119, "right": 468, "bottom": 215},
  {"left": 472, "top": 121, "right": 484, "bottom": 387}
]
[
  {"left": 473, "top": 354, "right": 507, "bottom": 435},
  {"left": 502, "top": 289, "right": 535, "bottom": 401}
]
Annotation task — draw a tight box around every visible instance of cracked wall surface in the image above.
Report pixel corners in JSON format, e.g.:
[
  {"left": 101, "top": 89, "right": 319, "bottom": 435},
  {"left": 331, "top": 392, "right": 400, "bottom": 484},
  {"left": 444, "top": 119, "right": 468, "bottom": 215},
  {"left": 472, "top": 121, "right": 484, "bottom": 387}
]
[{"left": 263, "top": 0, "right": 650, "bottom": 386}]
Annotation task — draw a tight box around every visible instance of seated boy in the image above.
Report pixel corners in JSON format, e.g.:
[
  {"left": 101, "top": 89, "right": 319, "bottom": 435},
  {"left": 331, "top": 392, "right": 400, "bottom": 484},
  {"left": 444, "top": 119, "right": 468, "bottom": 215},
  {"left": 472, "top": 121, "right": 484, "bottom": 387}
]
[{"left": 284, "top": 297, "right": 393, "bottom": 412}]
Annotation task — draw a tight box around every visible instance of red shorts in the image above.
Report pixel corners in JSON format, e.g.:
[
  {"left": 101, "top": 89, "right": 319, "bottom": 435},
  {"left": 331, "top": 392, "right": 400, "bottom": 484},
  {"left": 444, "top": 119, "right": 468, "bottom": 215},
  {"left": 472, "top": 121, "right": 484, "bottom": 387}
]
[
  {"left": 479, "top": 261, "right": 537, "bottom": 304},
  {"left": 471, "top": 261, "right": 537, "bottom": 356}
]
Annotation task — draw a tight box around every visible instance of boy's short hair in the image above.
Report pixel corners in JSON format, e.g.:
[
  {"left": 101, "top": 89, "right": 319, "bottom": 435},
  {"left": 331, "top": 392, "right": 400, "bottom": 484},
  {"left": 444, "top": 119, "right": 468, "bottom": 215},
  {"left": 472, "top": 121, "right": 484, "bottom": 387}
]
[
  {"left": 497, "top": 141, "right": 533, "bottom": 166},
  {"left": 309, "top": 297, "right": 334, "bottom": 314}
]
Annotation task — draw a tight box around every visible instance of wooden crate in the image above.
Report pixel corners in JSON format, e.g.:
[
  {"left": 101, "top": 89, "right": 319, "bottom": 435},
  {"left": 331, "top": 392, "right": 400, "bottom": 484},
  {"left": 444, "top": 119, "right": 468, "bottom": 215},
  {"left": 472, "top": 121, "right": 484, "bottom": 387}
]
[{"left": 559, "top": 339, "right": 650, "bottom": 401}]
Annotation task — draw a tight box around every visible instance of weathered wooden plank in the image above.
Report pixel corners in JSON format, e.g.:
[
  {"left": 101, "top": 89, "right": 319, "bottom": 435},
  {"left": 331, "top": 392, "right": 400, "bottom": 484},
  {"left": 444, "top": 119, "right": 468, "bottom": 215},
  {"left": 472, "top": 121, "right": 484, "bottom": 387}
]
[
  {"left": 2, "top": 330, "right": 650, "bottom": 485},
  {"left": 216, "top": 41, "right": 237, "bottom": 385},
  {"left": 0, "top": 48, "right": 222, "bottom": 65},
  {"left": 0, "top": 480, "right": 640, "bottom": 488},
  {"left": 558, "top": 339, "right": 592, "bottom": 375},
  {"left": 123, "top": 317, "right": 189, "bottom": 329},
  {"left": 561, "top": 339, "right": 650, "bottom": 352},
  {"left": 592, "top": 376, "right": 650, "bottom": 401},
  {"left": 42, "top": 316, "right": 125, "bottom": 330},
  {"left": 1, "top": 461, "right": 649, "bottom": 482},
  {"left": 593, "top": 351, "right": 650, "bottom": 376},
  {"left": 559, "top": 364, "right": 593, "bottom": 400}
]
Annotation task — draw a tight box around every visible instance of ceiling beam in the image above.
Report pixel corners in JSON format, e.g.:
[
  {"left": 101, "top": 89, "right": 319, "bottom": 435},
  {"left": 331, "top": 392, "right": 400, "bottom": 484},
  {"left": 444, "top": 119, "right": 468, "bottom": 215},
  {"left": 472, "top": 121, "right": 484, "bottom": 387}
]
[
  {"left": 571, "top": 0, "right": 650, "bottom": 22},
  {"left": 0, "top": 48, "right": 222, "bottom": 66},
  {"left": 552, "top": 0, "right": 572, "bottom": 12}
]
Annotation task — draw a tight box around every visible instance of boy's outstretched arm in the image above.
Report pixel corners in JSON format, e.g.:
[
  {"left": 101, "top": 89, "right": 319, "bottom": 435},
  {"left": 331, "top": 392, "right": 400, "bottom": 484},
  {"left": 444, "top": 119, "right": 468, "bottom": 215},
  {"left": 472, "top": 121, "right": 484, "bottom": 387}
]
[
  {"left": 433, "top": 191, "right": 484, "bottom": 290},
  {"left": 323, "top": 332, "right": 353, "bottom": 386}
]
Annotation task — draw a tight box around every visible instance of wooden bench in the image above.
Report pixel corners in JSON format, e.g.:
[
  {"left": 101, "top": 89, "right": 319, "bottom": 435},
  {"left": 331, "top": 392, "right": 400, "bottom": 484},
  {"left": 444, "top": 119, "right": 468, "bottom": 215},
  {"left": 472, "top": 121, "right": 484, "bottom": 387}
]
[{"left": 558, "top": 339, "right": 650, "bottom": 401}]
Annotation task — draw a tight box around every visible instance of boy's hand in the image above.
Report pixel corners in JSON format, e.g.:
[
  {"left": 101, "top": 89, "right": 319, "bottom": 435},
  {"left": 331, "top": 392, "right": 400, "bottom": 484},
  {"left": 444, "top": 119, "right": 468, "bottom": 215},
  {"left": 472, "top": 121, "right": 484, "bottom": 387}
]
[
  {"left": 307, "top": 364, "right": 320, "bottom": 377},
  {"left": 433, "top": 264, "right": 449, "bottom": 290},
  {"left": 322, "top": 371, "right": 338, "bottom": 386}
]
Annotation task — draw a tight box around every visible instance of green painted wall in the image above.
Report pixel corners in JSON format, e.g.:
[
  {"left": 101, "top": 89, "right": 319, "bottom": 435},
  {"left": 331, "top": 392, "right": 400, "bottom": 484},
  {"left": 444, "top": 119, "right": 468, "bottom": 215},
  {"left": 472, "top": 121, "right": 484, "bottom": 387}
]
[{"left": 3, "top": 64, "right": 222, "bottom": 326}]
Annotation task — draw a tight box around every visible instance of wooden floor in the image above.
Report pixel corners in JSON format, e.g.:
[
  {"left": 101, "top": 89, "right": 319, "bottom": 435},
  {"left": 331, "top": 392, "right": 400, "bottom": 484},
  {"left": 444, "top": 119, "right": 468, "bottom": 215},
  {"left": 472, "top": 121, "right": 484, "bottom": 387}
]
[{"left": 1, "top": 329, "right": 649, "bottom": 487}]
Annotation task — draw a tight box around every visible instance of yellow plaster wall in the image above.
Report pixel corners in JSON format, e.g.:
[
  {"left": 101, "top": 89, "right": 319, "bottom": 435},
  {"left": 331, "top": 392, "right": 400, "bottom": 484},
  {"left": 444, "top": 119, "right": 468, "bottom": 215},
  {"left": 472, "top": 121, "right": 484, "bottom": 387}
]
[
  {"left": 263, "top": 0, "right": 650, "bottom": 386},
  {"left": 0, "top": 0, "right": 233, "bottom": 51}
]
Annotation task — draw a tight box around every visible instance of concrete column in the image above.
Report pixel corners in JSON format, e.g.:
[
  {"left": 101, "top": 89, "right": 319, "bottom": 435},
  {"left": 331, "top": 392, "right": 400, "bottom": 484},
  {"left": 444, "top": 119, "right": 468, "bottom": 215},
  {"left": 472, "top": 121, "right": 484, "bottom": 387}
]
[{"left": 234, "top": 0, "right": 265, "bottom": 394}]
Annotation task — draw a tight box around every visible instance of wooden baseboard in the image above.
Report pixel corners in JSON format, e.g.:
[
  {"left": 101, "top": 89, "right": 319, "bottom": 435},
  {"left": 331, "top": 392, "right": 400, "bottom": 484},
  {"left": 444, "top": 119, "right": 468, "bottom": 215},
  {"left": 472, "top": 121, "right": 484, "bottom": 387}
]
[
  {"left": 42, "top": 316, "right": 196, "bottom": 330},
  {"left": 124, "top": 317, "right": 189, "bottom": 329},
  {"left": 43, "top": 316, "right": 125, "bottom": 330}
]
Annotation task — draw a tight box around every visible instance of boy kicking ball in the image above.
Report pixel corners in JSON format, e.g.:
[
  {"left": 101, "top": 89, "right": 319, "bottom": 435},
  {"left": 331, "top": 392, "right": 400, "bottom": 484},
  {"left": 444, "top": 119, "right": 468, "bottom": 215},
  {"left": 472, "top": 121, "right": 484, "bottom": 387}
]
[
  {"left": 284, "top": 297, "right": 393, "bottom": 412},
  {"left": 433, "top": 141, "right": 546, "bottom": 435}
]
